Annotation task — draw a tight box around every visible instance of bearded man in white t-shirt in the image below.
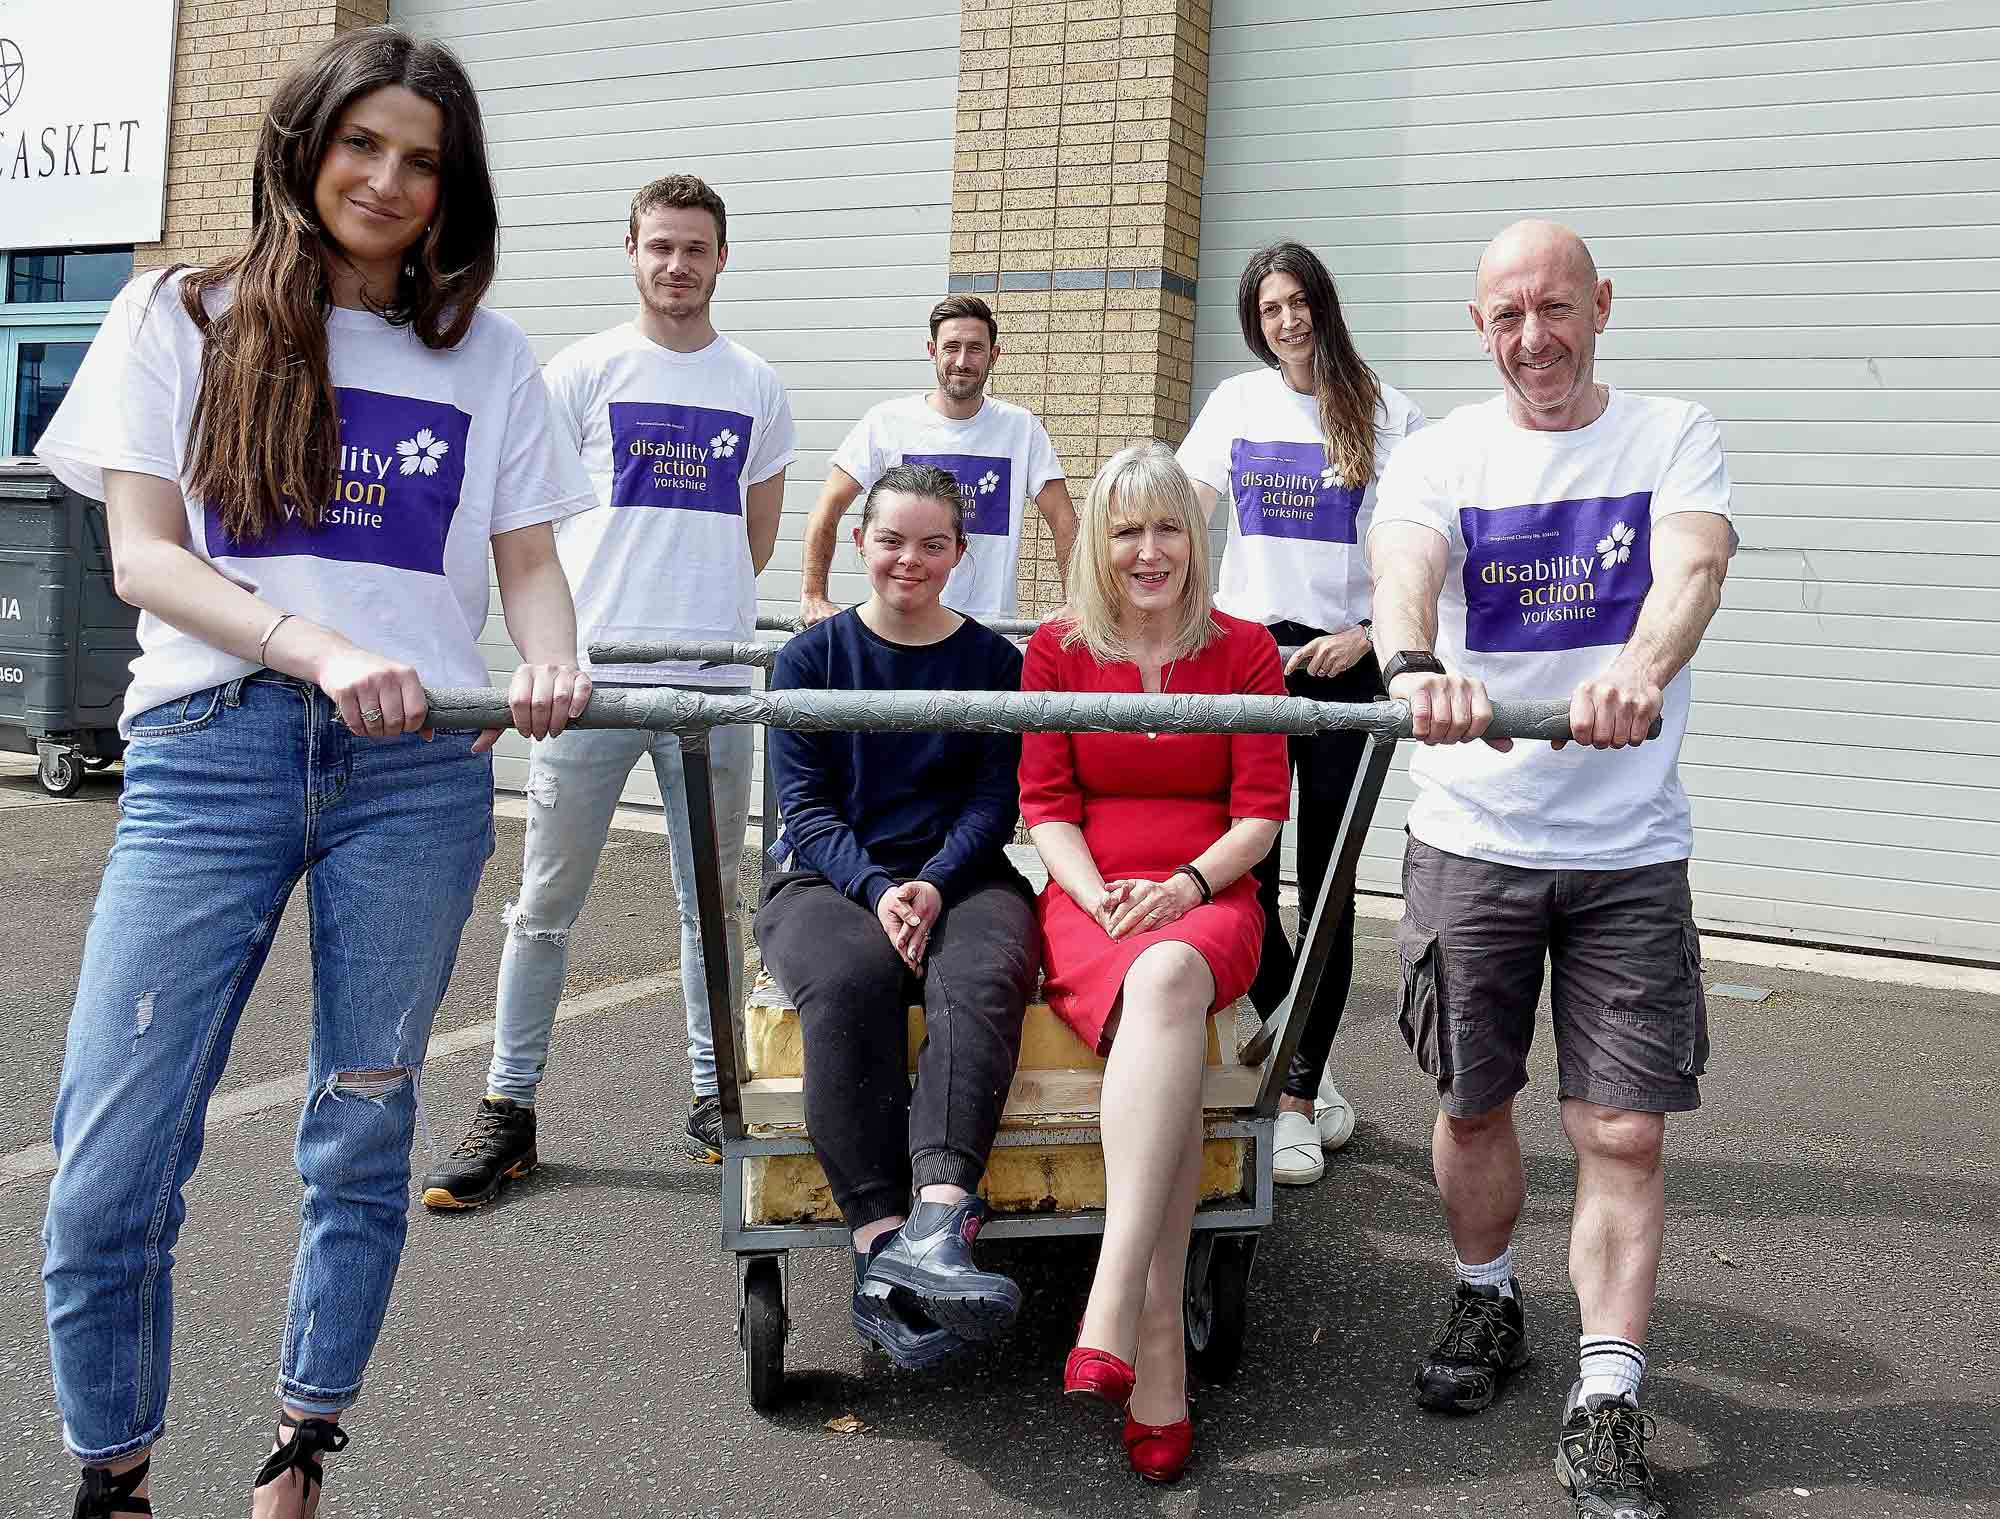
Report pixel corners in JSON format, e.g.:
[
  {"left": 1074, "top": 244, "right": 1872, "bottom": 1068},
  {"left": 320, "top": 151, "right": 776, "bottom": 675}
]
[
  {"left": 1368, "top": 220, "right": 1735, "bottom": 1519},
  {"left": 798, "top": 294, "right": 1074, "bottom": 625},
  {"left": 425, "top": 174, "right": 796, "bottom": 1208}
]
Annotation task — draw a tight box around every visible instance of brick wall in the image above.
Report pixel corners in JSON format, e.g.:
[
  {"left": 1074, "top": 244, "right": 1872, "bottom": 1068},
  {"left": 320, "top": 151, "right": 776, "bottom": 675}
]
[
  {"left": 950, "top": 0, "right": 1211, "bottom": 615},
  {"left": 136, "top": 1, "right": 390, "bottom": 272}
]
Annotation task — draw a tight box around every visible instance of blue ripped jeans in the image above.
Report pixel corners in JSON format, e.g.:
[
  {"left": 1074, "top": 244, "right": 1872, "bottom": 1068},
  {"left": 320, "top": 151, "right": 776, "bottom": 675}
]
[{"left": 41, "top": 674, "right": 494, "bottom": 1463}]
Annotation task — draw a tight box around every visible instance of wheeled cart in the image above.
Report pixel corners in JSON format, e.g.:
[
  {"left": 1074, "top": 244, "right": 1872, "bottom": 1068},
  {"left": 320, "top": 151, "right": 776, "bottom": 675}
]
[{"left": 429, "top": 677, "right": 1575, "bottom": 1410}]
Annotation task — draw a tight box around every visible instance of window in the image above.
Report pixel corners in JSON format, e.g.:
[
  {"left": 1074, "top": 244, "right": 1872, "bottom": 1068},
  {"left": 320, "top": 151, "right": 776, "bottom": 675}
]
[
  {"left": 1, "top": 247, "right": 133, "bottom": 458},
  {"left": 9, "top": 250, "right": 135, "bottom": 306}
]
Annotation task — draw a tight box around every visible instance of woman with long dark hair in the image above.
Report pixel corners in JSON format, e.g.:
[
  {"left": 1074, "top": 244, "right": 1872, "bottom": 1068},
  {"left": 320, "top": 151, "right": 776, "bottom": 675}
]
[
  {"left": 1176, "top": 240, "right": 1426, "bottom": 1186},
  {"left": 35, "top": 28, "right": 596, "bottom": 1517}
]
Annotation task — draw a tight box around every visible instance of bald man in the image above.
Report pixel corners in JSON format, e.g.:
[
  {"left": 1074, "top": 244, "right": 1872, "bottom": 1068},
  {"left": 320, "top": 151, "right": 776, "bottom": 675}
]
[{"left": 1367, "top": 220, "right": 1736, "bottom": 1519}]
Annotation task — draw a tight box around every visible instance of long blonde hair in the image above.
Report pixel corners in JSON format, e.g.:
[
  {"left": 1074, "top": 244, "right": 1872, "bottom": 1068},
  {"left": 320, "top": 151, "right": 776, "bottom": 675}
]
[{"left": 1060, "top": 441, "right": 1218, "bottom": 663}]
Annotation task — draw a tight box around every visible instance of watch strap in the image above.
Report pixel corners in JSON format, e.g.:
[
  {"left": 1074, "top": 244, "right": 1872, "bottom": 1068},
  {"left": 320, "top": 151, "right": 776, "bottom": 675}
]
[{"left": 1382, "top": 650, "right": 1446, "bottom": 685}]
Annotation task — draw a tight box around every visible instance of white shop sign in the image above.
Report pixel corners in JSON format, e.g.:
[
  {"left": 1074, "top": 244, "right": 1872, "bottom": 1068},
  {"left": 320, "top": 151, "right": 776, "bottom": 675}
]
[{"left": 0, "top": 0, "right": 177, "bottom": 247}]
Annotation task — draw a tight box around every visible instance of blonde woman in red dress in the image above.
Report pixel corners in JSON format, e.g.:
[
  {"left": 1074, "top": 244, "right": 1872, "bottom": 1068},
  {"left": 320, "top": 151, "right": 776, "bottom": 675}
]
[{"left": 1020, "top": 441, "right": 1289, "bottom": 1482}]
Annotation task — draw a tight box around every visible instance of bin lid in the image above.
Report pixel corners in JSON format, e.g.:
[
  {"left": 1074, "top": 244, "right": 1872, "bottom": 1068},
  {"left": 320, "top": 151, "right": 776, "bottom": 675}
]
[{"left": 0, "top": 459, "right": 67, "bottom": 503}]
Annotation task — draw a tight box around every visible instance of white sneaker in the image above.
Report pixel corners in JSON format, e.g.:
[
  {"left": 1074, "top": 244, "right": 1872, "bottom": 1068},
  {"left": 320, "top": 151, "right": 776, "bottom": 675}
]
[
  {"left": 1314, "top": 1073, "right": 1357, "bottom": 1151},
  {"left": 1273, "top": 1108, "right": 1325, "bottom": 1185}
]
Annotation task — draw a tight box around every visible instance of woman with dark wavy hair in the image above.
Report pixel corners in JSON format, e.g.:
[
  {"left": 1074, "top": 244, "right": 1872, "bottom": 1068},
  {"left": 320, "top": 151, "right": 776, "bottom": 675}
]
[
  {"left": 1176, "top": 240, "right": 1426, "bottom": 1187},
  {"left": 35, "top": 27, "right": 596, "bottom": 1517}
]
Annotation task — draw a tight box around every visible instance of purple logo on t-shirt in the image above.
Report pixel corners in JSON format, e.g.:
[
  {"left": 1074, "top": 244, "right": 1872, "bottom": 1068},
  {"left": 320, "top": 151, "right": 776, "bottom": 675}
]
[
  {"left": 1460, "top": 492, "right": 1652, "bottom": 654},
  {"left": 609, "top": 401, "right": 753, "bottom": 515},
  {"left": 1228, "top": 438, "right": 1363, "bottom": 543},
  {"left": 904, "top": 452, "right": 1012, "bottom": 537},
  {"left": 204, "top": 386, "right": 468, "bottom": 575}
]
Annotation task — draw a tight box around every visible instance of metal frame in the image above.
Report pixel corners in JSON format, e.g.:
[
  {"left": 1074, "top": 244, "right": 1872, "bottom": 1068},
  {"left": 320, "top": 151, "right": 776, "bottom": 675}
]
[{"left": 423, "top": 677, "right": 1580, "bottom": 1392}]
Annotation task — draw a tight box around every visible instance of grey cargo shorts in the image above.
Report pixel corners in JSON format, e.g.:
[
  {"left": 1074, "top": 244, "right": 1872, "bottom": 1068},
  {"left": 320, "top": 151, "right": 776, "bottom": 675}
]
[{"left": 1396, "top": 836, "right": 1710, "bottom": 1117}]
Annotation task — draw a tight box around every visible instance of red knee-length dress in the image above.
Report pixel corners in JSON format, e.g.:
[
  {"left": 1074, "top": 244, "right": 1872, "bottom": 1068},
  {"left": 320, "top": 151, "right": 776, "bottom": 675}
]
[{"left": 1019, "top": 612, "right": 1290, "bottom": 1053}]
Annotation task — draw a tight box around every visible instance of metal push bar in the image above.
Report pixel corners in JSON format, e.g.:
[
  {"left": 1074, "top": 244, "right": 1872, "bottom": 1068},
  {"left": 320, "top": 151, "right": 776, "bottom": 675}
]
[
  {"left": 425, "top": 682, "right": 1590, "bottom": 1143},
  {"left": 427, "top": 685, "right": 1578, "bottom": 745}
]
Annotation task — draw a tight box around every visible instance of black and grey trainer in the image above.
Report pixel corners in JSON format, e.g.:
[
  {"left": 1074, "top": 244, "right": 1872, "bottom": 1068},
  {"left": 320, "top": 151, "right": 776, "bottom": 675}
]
[
  {"left": 421, "top": 1097, "right": 537, "bottom": 1210},
  {"left": 1413, "top": 1279, "right": 1530, "bottom": 1413},
  {"left": 683, "top": 1094, "right": 723, "bottom": 1163},
  {"left": 859, "top": 1196, "right": 1022, "bottom": 1341},
  {"left": 1556, "top": 1386, "right": 1664, "bottom": 1519},
  {"left": 851, "top": 1245, "right": 966, "bottom": 1369}
]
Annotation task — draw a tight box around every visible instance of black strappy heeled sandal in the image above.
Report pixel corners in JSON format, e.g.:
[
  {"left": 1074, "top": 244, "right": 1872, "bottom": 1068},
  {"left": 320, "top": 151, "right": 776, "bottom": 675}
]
[
  {"left": 252, "top": 1415, "right": 349, "bottom": 1515},
  {"left": 72, "top": 1457, "right": 151, "bottom": 1516}
]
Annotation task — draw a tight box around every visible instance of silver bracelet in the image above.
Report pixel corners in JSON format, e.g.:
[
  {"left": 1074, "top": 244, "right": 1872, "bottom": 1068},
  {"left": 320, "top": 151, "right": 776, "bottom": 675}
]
[{"left": 256, "top": 611, "right": 294, "bottom": 666}]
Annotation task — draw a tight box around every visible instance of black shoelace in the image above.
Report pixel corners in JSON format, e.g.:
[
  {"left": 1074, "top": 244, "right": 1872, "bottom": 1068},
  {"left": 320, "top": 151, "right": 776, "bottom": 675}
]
[
  {"left": 1573, "top": 1402, "right": 1657, "bottom": 1492},
  {"left": 1429, "top": 1290, "right": 1513, "bottom": 1361}
]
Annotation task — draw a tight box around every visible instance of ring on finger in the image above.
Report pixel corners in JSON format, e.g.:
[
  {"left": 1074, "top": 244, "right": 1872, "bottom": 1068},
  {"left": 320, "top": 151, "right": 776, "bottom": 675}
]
[{"left": 359, "top": 706, "right": 384, "bottom": 723}]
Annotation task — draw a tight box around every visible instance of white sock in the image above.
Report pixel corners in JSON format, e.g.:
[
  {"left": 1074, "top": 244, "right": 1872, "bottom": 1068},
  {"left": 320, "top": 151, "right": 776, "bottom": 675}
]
[
  {"left": 1455, "top": 1248, "right": 1516, "bottom": 1299},
  {"left": 1577, "top": 1335, "right": 1646, "bottom": 1406}
]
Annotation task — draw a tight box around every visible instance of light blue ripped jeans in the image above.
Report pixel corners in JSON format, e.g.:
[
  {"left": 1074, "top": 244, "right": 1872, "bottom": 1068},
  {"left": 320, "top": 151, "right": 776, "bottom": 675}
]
[
  {"left": 41, "top": 674, "right": 494, "bottom": 1463},
  {"left": 486, "top": 709, "right": 751, "bottom": 1103}
]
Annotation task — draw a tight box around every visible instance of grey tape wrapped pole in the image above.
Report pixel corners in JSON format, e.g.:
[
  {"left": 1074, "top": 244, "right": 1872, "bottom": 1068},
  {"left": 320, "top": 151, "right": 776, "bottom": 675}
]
[
  {"left": 756, "top": 613, "right": 1046, "bottom": 638},
  {"left": 425, "top": 685, "right": 1596, "bottom": 743},
  {"left": 592, "top": 639, "right": 783, "bottom": 669},
  {"left": 596, "top": 637, "right": 1319, "bottom": 671}
]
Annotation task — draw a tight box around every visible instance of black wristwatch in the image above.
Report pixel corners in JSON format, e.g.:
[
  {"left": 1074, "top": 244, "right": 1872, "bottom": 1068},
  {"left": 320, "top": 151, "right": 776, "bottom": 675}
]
[{"left": 1381, "top": 650, "right": 1446, "bottom": 686}]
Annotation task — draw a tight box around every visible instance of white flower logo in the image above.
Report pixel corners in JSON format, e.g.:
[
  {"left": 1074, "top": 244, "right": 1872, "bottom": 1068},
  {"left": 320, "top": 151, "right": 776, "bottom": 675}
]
[
  {"left": 977, "top": 470, "right": 1000, "bottom": 495},
  {"left": 396, "top": 428, "right": 450, "bottom": 477},
  {"left": 709, "top": 429, "right": 739, "bottom": 459},
  {"left": 1596, "top": 521, "right": 1635, "bottom": 569},
  {"left": 1319, "top": 466, "right": 1338, "bottom": 489}
]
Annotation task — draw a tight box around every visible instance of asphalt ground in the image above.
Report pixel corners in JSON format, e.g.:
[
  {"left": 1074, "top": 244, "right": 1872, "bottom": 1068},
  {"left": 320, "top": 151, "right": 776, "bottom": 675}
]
[{"left": 1, "top": 761, "right": 1997, "bottom": 1518}]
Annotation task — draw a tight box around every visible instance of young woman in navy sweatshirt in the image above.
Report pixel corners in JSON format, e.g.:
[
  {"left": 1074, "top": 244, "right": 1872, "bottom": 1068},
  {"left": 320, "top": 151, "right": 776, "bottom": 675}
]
[{"left": 756, "top": 462, "right": 1038, "bottom": 1369}]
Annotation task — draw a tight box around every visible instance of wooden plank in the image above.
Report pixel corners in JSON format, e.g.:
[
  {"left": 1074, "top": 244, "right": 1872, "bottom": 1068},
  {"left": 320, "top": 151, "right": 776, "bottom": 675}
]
[{"left": 738, "top": 1065, "right": 1268, "bottom": 1128}]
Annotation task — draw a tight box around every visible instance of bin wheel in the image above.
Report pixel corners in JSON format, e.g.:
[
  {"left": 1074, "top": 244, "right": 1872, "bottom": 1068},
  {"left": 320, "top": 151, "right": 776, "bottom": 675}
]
[
  {"left": 37, "top": 748, "right": 83, "bottom": 798},
  {"left": 741, "top": 1256, "right": 787, "bottom": 1412},
  {"left": 1185, "top": 1233, "right": 1256, "bottom": 1384}
]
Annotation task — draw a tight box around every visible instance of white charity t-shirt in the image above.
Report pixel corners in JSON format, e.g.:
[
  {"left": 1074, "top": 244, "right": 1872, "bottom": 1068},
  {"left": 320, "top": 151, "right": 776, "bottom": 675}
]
[
  {"left": 830, "top": 393, "right": 1063, "bottom": 619},
  {"left": 544, "top": 326, "right": 795, "bottom": 687},
  {"left": 35, "top": 270, "right": 596, "bottom": 735},
  {"left": 1178, "top": 367, "right": 1425, "bottom": 630},
  {"left": 1369, "top": 389, "right": 1735, "bottom": 870}
]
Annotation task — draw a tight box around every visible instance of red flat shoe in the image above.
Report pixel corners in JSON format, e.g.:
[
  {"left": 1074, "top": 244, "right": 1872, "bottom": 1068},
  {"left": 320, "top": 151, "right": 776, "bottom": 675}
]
[
  {"left": 1063, "top": 1345, "right": 1136, "bottom": 1409},
  {"left": 1124, "top": 1412, "right": 1194, "bottom": 1483}
]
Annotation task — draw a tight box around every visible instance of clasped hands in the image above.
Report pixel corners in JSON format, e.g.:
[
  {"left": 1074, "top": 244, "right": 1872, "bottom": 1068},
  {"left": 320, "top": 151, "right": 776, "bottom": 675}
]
[
  {"left": 1085, "top": 873, "right": 1203, "bottom": 942},
  {"left": 876, "top": 879, "right": 944, "bottom": 973}
]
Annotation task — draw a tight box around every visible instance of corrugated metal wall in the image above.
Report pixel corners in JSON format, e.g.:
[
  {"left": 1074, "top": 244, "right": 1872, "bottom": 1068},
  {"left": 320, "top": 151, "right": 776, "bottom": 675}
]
[
  {"left": 392, "top": 0, "right": 961, "bottom": 806},
  {"left": 1196, "top": 0, "right": 2000, "bottom": 960}
]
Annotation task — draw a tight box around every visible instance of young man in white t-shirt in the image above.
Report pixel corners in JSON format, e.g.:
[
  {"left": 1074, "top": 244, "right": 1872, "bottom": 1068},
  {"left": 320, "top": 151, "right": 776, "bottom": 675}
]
[
  {"left": 425, "top": 175, "right": 795, "bottom": 1208},
  {"left": 1369, "top": 220, "right": 1735, "bottom": 1519},
  {"left": 798, "top": 295, "right": 1073, "bottom": 624}
]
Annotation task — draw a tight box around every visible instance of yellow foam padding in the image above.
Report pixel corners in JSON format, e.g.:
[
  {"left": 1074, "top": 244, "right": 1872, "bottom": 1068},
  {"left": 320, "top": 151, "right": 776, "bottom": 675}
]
[
  {"left": 743, "top": 970, "right": 1222, "bottom": 1078},
  {"left": 743, "top": 1135, "right": 1248, "bottom": 1226}
]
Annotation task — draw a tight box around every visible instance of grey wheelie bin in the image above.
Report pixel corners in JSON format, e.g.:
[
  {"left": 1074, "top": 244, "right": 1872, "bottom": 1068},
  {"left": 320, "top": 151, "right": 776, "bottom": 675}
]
[{"left": 0, "top": 461, "right": 140, "bottom": 796}]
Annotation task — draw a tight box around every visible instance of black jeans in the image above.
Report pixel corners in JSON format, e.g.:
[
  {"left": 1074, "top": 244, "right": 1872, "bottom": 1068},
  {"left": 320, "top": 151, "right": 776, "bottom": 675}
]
[
  {"left": 755, "top": 872, "right": 1038, "bottom": 1231},
  {"left": 1249, "top": 621, "right": 1382, "bottom": 1101}
]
